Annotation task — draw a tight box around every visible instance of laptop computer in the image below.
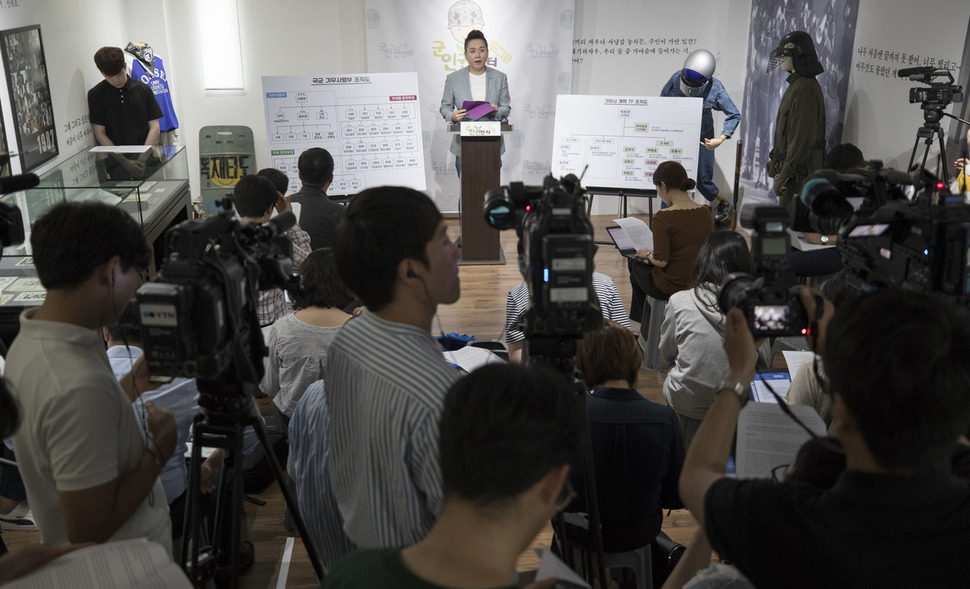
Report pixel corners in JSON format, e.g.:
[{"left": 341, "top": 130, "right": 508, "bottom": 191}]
[{"left": 606, "top": 225, "right": 649, "bottom": 264}]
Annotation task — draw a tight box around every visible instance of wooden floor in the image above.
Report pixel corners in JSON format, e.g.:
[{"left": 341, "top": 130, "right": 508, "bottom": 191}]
[{"left": 2, "top": 212, "right": 706, "bottom": 587}]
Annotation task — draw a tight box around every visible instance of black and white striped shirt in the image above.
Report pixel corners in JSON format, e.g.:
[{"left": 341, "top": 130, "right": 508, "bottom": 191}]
[
  {"left": 505, "top": 271, "right": 632, "bottom": 343},
  {"left": 287, "top": 380, "right": 356, "bottom": 569},
  {"left": 325, "top": 311, "right": 461, "bottom": 548}
]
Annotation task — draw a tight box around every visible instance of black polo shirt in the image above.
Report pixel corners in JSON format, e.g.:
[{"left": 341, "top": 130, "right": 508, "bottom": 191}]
[
  {"left": 705, "top": 468, "right": 970, "bottom": 588},
  {"left": 87, "top": 76, "right": 162, "bottom": 145}
]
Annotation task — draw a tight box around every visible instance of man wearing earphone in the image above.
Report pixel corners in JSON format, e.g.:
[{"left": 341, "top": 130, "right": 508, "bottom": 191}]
[
  {"left": 323, "top": 186, "right": 462, "bottom": 554},
  {"left": 5, "top": 201, "right": 177, "bottom": 556}
]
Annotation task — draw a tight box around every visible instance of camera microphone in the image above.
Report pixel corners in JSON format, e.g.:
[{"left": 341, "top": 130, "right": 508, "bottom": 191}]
[
  {"left": 897, "top": 66, "right": 937, "bottom": 79},
  {"left": 878, "top": 168, "right": 916, "bottom": 186},
  {"left": 0, "top": 173, "right": 39, "bottom": 195}
]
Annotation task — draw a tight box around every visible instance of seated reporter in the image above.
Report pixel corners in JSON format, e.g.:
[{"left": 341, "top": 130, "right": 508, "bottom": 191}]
[
  {"left": 628, "top": 161, "right": 714, "bottom": 332},
  {"left": 680, "top": 287, "right": 970, "bottom": 588},
  {"left": 569, "top": 319, "right": 684, "bottom": 553},
  {"left": 660, "top": 230, "right": 770, "bottom": 448},
  {"left": 260, "top": 249, "right": 354, "bottom": 419},
  {"left": 505, "top": 272, "right": 630, "bottom": 364}
]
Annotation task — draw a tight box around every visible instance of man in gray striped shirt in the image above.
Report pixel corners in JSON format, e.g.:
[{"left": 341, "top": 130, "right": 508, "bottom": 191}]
[{"left": 327, "top": 186, "right": 462, "bottom": 550}]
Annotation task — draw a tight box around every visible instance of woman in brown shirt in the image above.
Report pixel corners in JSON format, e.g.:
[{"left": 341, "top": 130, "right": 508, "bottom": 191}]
[{"left": 628, "top": 161, "right": 715, "bottom": 330}]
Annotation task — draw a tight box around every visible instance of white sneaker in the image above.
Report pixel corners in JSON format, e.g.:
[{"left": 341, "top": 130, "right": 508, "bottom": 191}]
[{"left": 0, "top": 501, "right": 37, "bottom": 531}]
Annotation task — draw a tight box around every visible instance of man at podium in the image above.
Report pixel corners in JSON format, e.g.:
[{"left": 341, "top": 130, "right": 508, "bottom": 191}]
[{"left": 439, "top": 29, "right": 511, "bottom": 176}]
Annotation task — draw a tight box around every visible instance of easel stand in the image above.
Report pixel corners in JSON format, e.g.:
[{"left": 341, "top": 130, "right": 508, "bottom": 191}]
[
  {"left": 180, "top": 380, "right": 323, "bottom": 587},
  {"left": 586, "top": 187, "right": 658, "bottom": 221},
  {"left": 449, "top": 123, "right": 512, "bottom": 265},
  {"left": 732, "top": 140, "right": 744, "bottom": 231}
]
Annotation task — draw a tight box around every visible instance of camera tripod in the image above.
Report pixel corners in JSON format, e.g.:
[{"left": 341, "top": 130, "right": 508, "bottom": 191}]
[
  {"left": 527, "top": 336, "right": 609, "bottom": 589},
  {"left": 908, "top": 106, "right": 951, "bottom": 188},
  {"left": 180, "top": 377, "right": 323, "bottom": 588}
]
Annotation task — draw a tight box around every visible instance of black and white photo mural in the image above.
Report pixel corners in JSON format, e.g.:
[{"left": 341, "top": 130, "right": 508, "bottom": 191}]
[
  {"left": 1, "top": 25, "right": 58, "bottom": 172},
  {"left": 738, "top": 0, "right": 859, "bottom": 206}
]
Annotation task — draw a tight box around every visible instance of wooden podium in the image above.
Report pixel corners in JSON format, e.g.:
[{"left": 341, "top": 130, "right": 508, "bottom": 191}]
[{"left": 451, "top": 123, "right": 512, "bottom": 265}]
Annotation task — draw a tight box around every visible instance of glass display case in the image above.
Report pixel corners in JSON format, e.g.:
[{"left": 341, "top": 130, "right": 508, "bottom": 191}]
[{"left": 0, "top": 146, "right": 190, "bottom": 326}]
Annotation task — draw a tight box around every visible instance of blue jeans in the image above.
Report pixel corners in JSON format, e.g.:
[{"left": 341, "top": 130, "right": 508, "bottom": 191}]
[{"left": 695, "top": 143, "right": 718, "bottom": 201}]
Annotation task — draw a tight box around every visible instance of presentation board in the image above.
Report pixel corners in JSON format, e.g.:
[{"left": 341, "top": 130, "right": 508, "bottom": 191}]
[
  {"left": 551, "top": 95, "right": 703, "bottom": 191},
  {"left": 261, "top": 73, "right": 426, "bottom": 196}
]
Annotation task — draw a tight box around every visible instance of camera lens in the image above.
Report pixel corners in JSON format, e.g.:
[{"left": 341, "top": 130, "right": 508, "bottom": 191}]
[
  {"left": 717, "top": 272, "right": 755, "bottom": 313},
  {"left": 483, "top": 187, "right": 517, "bottom": 230}
]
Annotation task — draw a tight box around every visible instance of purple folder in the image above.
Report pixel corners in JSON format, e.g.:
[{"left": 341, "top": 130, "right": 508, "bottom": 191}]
[{"left": 462, "top": 100, "right": 497, "bottom": 120}]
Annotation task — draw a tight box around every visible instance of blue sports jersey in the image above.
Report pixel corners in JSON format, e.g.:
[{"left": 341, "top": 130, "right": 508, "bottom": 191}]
[{"left": 131, "top": 55, "right": 179, "bottom": 133}]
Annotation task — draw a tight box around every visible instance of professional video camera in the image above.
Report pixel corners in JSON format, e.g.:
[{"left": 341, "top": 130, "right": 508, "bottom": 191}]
[
  {"left": 484, "top": 173, "right": 611, "bottom": 589},
  {"left": 899, "top": 67, "right": 964, "bottom": 184},
  {"left": 718, "top": 206, "right": 809, "bottom": 337},
  {"left": 800, "top": 164, "right": 970, "bottom": 304},
  {"left": 900, "top": 66, "right": 964, "bottom": 114},
  {"left": 136, "top": 197, "right": 299, "bottom": 416},
  {"left": 137, "top": 197, "right": 324, "bottom": 584},
  {"left": 483, "top": 174, "right": 601, "bottom": 367},
  {"left": 798, "top": 160, "right": 920, "bottom": 235}
]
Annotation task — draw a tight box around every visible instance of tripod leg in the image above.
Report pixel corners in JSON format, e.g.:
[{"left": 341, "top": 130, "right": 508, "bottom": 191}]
[
  {"left": 909, "top": 134, "right": 922, "bottom": 173},
  {"left": 937, "top": 129, "right": 951, "bottom": 186},
  {"left": 181, "top": 413, "right": 205, "bottom": 582},
  {"left": 250, "top": 417, "right": 325, "bottom": 580}
]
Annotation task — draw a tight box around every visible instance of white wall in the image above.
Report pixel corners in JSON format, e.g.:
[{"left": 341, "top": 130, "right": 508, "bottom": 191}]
[
  {"left": 160, "top": 0, "right": 367, "bottom": 197},
  {"left": 0, "top": 0, "right": 127, "bottom": 175},
  {"left": 841, "top": 0, "right": 970, "bottom": 176},
  {"left": 5, "top": 0, "right": 967, "bottom": 209},
  {"left": 571, "top": 0, "right": 752, "bottom": 214}
]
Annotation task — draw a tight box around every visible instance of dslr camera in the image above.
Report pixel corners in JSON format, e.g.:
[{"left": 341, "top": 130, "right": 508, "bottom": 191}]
[{"left": 718, "top": 206, "right": 808, "bottom": 337}]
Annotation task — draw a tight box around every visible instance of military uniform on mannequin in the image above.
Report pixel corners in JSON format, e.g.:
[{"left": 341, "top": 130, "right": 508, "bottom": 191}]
[
  {"left": 766, "top": 31, "right": 826, "bottom": 213},
  {"left": 660, "top": 49, "right": 740, "bottom": 223}
]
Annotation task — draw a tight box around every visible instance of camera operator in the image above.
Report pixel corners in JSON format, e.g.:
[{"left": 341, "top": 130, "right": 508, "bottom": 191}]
[
  {"left": 5, "top": 201, "right": 175, "bottom": 554},
  {"left": 232, "top": 174, "right": 312, "bottom": 327},
  {"left": 785, "top": 144, "right": 870, "bottom": 285},
  {"left": 679, "top": 287, "right": 970, "bottom": 587}
]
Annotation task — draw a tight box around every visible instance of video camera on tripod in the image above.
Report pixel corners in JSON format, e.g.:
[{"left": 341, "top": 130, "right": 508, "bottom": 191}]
[
  {"left": 483, "top": 174, "right": 609, "bottom": 588},
  {"left": 898, "top": 66, "right": 964, "bottom": 184},
  {"left": 901, "top": 66, "right": 964, "bottom": 115},
  {"left": 136, "top": 197, "right": 298, "bottom": 411},
  {"left": 482, "top": 174, "right": 601, "bottom": 367},
  {"left": 135, "top": 196, "right": 324, "bottom": 585}
]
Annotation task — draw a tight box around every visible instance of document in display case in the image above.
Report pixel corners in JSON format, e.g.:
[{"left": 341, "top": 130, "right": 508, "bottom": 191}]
[{"left": 0, "top": 146, "right": 191, "bottom": 344}]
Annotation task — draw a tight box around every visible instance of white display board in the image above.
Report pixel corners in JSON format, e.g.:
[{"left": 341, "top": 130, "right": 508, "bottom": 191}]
[
  {"left": 551, "top": 95, "right": 703, "bottom": 191},
  {"left": 261, "top": 73, "right": 426, "bottom": 196}
]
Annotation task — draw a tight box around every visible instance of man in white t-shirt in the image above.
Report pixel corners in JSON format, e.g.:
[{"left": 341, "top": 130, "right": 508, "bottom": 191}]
[{"left": 5, "top": 201, "right": 176, "bottom": 554}]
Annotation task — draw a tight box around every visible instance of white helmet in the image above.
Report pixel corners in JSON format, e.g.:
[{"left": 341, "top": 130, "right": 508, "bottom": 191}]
[{"left": 679, "top": 49, "right": 716, "bottom": 96}]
